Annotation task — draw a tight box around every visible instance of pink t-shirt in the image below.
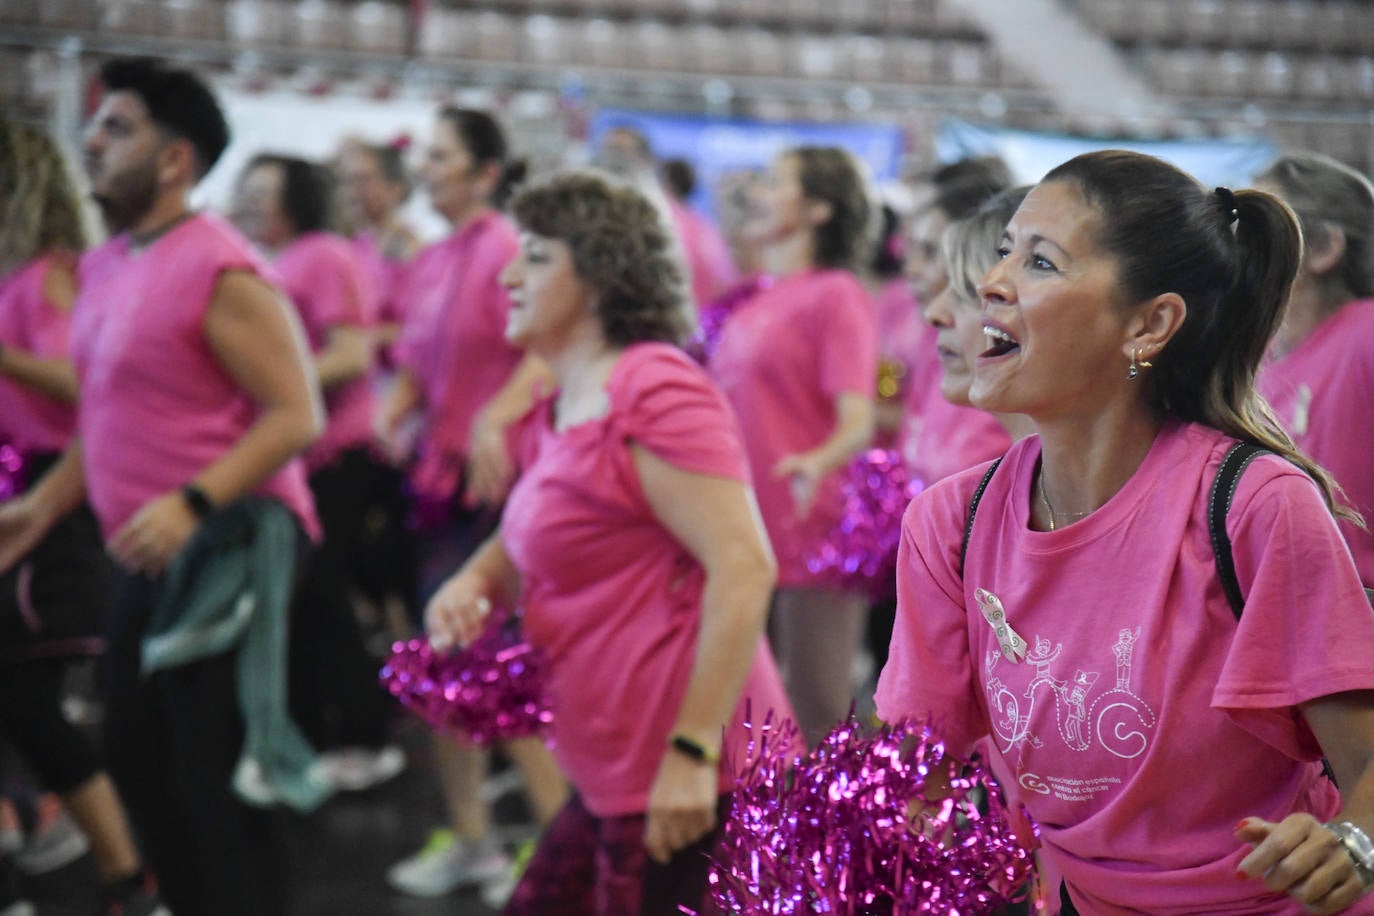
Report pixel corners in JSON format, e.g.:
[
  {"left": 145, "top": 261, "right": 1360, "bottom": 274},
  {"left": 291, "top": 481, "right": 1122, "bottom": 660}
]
[
  {"left": 875, "top": 278, "right": 928, "bottom": 390},
  {"left": 395, "top": 212, "right": 523, "bottom": 502},
  {"left": 274, "top": 232, "right": 378, "bottom": 471},
  {"left": 876, "top": 420, "right": 1374, "bottom": 915},
  {"left": 1259, "top": 299, "right": 1374, "bottom": 586},
  {"left": 0, "top": 255, "right": 77, "bottom": 454},
  {"left": 502, "top": 343, "right": 794, "bottom": 817},
  {"left": 669, "top": 199, "right": 738, "bottom": 309},
  {"left": 897, "top": 320, "right": 944, "bottom": 462},
  {"left": 710, "top": 269, "right": 877, "bottom": 587},
  {"left": 70, "top": 213, "right": 320, "bottom": 541},
  {"left": 901, "top": 382, "right": 1012, "bottom": 487},
  {"left": 353, "top": 230, "right": 410, "bottom": 328}
]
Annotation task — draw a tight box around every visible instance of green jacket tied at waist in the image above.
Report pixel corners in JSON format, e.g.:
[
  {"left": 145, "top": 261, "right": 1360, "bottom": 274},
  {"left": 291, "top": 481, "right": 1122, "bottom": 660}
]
[{"left": 141, "top": 497, "right": 332, "bottom": 813}]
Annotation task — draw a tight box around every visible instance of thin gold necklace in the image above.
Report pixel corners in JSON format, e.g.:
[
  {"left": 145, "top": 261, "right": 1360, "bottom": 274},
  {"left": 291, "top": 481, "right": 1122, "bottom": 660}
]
[{"left": 1038, "top": 469, "right": 1091, "bottom": 531}]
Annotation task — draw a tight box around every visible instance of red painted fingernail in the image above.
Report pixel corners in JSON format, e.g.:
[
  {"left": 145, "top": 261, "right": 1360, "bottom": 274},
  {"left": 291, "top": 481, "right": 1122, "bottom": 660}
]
[
  {"left": 1234, "top": 819, "right": 1250, "bottom": 832},
  {"left": 1235, "top": 870, "right": 1248, "bottom": 881}
]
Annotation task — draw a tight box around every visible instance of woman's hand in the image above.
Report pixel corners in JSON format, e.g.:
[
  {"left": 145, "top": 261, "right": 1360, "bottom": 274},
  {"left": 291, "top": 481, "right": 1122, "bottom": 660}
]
[
  {"left": 109, "top": 491, "right": 200, "bottom": 576},
  {"left": 1236, "top": 815, "right": 1369, "bottom": 914},
  {"left": 643, "top": 748, "right": 720, "bottom": 865},
  {"left": 377, "top": 370, "right": 423, "bottom": 464},
  {"left": 424, "top": 569, "right": 495, "bottom": 651},
  {"left": 464, "top": 409, "right": 515, "bottom": 508},
  {"left": 0, "top": 497, "right": 51, "bottom": 575},
  {"left": 773, "top": 449, "right": 828, "bottom": 519}
]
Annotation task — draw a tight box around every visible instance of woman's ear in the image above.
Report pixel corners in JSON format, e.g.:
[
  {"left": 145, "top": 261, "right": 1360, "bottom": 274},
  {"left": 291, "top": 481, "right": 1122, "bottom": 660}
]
[
  {"left": 1302, "top": 224, "right": 1347, "bottom": 280},
  {"left": 1124, "top": 291, "right": 1187, "bottom": 363},
  {"left": 805, "top": 199, "right": 833, "bottom": 228}
]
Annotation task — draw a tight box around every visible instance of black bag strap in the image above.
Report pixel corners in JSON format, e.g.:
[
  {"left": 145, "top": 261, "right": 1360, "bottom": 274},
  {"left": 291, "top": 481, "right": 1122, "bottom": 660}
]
[
  {"left": 1209, "top": 441, "right": 1271, "bottom": 619},
  {"left": 1209, "top": 440, "right": 1374, "bottom": 620},
  {"left": 960, "top": 457, "right": 1003, "bottom": 574}
]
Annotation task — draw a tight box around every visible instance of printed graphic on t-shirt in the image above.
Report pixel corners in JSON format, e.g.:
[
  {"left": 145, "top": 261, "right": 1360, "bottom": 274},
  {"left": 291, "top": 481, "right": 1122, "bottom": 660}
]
[{"left": 981, "top": 601, "right": 1158, "bottom": 805}]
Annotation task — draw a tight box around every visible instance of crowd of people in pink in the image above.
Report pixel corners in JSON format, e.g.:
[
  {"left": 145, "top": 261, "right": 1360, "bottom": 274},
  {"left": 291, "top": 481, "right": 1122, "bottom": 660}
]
[{"left": 2, "top": 54, "right": 1374, "bottom": 916}]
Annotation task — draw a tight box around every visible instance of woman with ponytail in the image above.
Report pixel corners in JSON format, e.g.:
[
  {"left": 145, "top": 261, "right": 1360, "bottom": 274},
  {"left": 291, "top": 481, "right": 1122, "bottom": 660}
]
[
  {"left": 876, "top": 150, "right": 1374, "bottom": 914},
  {"left": 1255, "top": 153, "right": 1374, "bottom": 586},
  {"left": 379, "top": 107, "right": 565, "bottom": 904}
]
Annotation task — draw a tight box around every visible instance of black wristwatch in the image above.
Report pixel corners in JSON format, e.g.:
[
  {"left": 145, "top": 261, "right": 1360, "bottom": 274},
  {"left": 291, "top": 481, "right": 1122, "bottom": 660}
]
[
  {"left": 669, "top": 733, "right": 721, "bottom": 766},
  {"left": 181, "top": 484, "right": 216, "bottom": 521}
]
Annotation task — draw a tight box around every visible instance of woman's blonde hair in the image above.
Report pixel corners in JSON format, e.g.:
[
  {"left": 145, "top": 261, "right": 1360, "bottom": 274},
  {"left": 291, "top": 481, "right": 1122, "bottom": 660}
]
[
  {"left": 0, "top": 119, "right": 87, "bottom": 270},
  {"left": 1255, "top": 152, "right": 1374, "bottom": 300},
  {"left": 942, "top": 186, "right": 1031, "bottom": 306}
]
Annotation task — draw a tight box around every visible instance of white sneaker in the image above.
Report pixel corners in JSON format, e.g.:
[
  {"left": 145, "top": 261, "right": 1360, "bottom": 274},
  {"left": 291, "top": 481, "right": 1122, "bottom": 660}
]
[
  {"left": 479, "top": 870, "right": 518, "bottom": 909},
  {"left": 14, "top": 804, "right": 89, "bottom": 876},
  {"left": 387, "top": 830, "right": 512, "bottom": 897},
  {"left": 479, "top": 836, "right": 536, "bottom": 909},
  {"left": 319, "top": 746, "right": 406, "bottom": 792}
]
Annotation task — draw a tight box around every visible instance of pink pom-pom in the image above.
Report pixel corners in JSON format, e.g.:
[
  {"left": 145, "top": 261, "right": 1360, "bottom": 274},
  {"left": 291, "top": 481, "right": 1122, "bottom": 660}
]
[
  {"left": 803, "top": 448, "right": 924, "bottom": 599},
  {"left": 379, "top": 609, "right": 553, "bottom": 746},
  {"left": 686, "top": 276, "right": 772, "bottom": 366},
  {"left": 708, "top": 715, "right": 1035, "bottom": 915}
]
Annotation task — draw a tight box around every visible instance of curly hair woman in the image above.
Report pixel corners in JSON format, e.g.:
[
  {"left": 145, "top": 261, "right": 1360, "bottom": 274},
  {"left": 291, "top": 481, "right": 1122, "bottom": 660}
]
[
  {"left": 426, "top": 170, "right": 793, "bottom": 915},
  {"left": 0, "top": 117, "right": 165, "bottom": 915}
]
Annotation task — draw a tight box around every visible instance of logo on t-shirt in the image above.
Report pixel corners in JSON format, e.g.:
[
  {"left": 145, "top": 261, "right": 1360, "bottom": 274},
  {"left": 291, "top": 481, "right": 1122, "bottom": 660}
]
[{"left": 981, "top": 617, "right": 1158, "bottom": 802}]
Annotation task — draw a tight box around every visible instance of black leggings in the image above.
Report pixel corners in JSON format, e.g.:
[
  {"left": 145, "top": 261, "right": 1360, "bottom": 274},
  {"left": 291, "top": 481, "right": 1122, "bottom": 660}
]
[
  {"left": 102, "top": 558, "right": 296, "bottom": 916},
  {"left": 289, "top": 448, "right": 396, "bottom": 751},
  {"left": 0, "top": 658, "right": 101, "bottom": 793}
]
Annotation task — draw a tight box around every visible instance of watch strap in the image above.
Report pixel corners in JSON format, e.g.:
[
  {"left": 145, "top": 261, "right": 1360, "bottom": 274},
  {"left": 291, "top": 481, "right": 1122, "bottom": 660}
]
[
  {"left": 669, "top": 733, "right": 721, "bottom": 766},
  {"left": 181, "top": 483, "right": 215, "bottom": 520}
]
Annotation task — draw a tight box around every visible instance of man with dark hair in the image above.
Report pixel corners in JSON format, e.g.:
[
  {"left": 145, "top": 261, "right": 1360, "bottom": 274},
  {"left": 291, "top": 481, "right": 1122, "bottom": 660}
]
[
  {"left": 0, "top": 56, "right": 325, "bottom": 916},
  {"left": 96, "top": 57, "right": 229, "bottom": 181}
]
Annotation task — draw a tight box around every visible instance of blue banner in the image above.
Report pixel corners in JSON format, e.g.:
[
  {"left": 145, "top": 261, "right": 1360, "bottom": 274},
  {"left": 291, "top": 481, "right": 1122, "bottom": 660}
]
[
  {"left": 590, "top": 109, "right": 905, "bottom": 217},
  {"left": 936, "top": 119, "right": 1277, "bottom": 189}
]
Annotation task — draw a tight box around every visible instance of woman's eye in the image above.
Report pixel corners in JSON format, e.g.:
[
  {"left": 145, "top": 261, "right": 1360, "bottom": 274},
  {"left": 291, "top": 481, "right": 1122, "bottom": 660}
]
[
  {"left": 996, "top": 245, "right": 1011, "bottom": 260},
  {"left": 1031, "top": 254, "right": 1057, "bottom": 271}
]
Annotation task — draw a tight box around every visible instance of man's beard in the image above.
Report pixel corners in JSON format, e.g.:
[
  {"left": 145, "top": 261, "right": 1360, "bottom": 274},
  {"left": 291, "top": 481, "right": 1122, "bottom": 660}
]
[{"left": 92, "top": 159, "right": 159, "bottom": 235}]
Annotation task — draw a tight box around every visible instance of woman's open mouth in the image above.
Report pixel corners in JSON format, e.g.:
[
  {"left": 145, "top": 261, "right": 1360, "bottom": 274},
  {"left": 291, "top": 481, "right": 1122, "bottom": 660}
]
[{"left": 980, "top": 324, "right": 1020, "bottom": 359}]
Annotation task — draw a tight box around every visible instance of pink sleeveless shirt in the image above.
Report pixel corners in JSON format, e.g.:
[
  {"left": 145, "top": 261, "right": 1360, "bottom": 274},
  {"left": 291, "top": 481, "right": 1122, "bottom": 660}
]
[{"left": 70, "top": 213, "right": 320, "bottom": 540}]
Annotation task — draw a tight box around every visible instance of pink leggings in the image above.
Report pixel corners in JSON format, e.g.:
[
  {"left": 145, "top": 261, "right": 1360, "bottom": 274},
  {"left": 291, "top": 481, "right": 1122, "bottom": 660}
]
[{"left": 503, "top": 793, "right": 730, "bottom": 916}]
